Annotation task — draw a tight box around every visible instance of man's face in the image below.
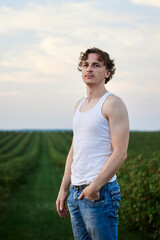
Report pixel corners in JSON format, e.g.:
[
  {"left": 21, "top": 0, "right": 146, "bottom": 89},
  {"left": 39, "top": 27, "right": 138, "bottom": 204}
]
[{"left": 81, "top": 53, "right": 110, "bottom": 86}]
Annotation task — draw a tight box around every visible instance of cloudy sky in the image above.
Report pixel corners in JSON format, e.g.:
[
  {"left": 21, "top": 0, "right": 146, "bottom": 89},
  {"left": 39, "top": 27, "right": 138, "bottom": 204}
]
[{"left": 0, "top": 0, "right": 160, "bottom": 131}]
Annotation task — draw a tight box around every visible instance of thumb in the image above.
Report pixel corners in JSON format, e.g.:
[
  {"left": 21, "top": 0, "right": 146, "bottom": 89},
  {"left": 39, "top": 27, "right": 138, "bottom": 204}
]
[{"left": 78, "top": 191, "right": 84, "bottom": 200}]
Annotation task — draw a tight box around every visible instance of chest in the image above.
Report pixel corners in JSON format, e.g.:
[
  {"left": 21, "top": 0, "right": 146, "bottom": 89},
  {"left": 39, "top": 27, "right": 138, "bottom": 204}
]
[
  {"left": 79, "top": 100, "right": 108, "bottom": 122},
  {"left": 73, "top": 106, "right": 110, "bottom": 139},
  {"left": 80, "top": 99, "right": 99, "bottom": 113}
]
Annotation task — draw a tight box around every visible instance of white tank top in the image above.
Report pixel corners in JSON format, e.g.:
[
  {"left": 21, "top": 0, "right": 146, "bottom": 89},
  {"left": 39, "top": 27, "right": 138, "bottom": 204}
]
[{"left": 71, "top": 91, "right": 116, "bottom": 185}]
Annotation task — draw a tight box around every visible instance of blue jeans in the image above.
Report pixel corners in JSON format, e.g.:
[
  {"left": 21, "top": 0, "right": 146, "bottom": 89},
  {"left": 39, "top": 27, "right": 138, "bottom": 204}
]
[{"left": 67, "top": 180, "right": 121, "bottom": 240}]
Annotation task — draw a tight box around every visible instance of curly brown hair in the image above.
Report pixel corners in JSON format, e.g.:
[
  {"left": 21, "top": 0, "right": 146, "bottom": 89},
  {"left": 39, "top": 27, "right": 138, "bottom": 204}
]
[{"left": 78, "top": 47, "right": 116, "bottom": 84}]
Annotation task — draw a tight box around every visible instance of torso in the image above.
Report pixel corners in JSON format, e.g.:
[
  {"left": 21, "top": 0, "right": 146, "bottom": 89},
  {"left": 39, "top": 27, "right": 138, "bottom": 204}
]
[
  {"left": 79, "top": 92, "right": 114, "bottom": 121},
  {"left": 71, "top": 90, "right": 117, "bottom": 185}
]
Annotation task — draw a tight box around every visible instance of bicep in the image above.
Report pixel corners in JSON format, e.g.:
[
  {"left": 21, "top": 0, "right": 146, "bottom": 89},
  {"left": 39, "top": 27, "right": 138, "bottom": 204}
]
[{"left": 108, "top": 99, "right": 129, "bottom": 153}]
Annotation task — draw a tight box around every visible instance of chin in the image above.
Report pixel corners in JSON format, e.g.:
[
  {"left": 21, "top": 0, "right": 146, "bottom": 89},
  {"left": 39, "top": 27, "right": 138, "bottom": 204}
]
[
  {"left": 84, "top": 80, "right": 95, "bottom": 85},
  {"left": 83, "top": 78, "right": 94, "bottom": 84}
]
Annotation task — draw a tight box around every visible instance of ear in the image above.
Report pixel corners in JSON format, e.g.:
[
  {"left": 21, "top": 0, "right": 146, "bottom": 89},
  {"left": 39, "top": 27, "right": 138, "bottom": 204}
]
[{"left": 105, "top": 69, "right": 111, "bottom": 79}]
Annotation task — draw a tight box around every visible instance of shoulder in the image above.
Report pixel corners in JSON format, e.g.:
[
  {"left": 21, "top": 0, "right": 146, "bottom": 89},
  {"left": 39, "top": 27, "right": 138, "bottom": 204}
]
[
  {"left": 106, "top": 94, "right": 127, "bottom": 110},
  {"left": 102, "top": 93, "right": 128, "bottom": 119},
  {"left": 74, "top": 97, "right": 84, "bottom": 114}
]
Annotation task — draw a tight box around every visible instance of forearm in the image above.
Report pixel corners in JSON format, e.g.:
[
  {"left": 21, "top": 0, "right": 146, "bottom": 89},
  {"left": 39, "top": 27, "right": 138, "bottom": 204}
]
[
  {"left": 59, "top": 143, "right": 73, "bottom": 192},
  {"left": 56, "top": 142, "right": 74, "bottom": 218},
  {"left": 90, "top": 150, "right": 127, "bottom": 191}
]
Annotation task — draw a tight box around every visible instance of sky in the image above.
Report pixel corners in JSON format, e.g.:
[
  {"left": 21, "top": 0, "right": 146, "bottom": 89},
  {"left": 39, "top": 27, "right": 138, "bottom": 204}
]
[{"left": 0, "top": 0, "right": 160, "bottom": 131}]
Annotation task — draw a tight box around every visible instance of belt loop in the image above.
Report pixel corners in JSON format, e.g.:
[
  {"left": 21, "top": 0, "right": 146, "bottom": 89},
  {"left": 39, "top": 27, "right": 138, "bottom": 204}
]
[{"left": 73, "top": 191, "right": 76, "bottom": 200}]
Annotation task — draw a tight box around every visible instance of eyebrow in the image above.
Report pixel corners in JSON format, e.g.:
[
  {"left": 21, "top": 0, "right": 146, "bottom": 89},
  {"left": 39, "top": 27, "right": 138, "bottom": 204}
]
[{"left": 82, "top": 61, "right": 102, "bottom": 65}]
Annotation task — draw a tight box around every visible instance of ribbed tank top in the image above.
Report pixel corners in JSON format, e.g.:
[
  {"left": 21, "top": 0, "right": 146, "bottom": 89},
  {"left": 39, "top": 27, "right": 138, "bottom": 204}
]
[{"left": 71, "top": 91, "right": 116, "bottom": 185}]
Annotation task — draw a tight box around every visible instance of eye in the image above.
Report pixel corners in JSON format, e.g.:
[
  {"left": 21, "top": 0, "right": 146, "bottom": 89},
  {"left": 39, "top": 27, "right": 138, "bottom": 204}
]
[
  {"left": 82, "top": 63, "right": 88, "bottom": 67},
  {"left": 93, "top": 63, "right": 100, "bottom": 67}
]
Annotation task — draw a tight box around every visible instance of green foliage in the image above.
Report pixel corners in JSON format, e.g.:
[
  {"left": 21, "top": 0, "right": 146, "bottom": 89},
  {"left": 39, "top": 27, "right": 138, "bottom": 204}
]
[
  {"left": 0, "top": 132, "right": 15, "bottom": 148},
  {"left": 0, "top": 130, "right": 159, "bottom": 239},
  {"left": 58, "top": 131, "right": 73, "bottom": 146},
  {"left": 117, "top": 152, "right": 160, "bottom": 239},
  {"left": 50, "top": 131, "right": 71, "bottom": 155},
  {"left": 0, "top": 132, "right": 28, "bottom": 154},
  {"left": 46, "top": 130, "right": 160, "bottom": 239},
  {"left": 128, "top": 131, "right": 160, "bottom": 159},
  {"left": 0, "top": 132, "right": 35, "bottom": 163},
  {"left": 0, "top": 132, "right": 73, "bottom": 240},
  {"left": 0, "top": 132, "right": 41, "bottom": 204},
  {"left": 45, "top": 132, "right": 67, "bottom": 172}
]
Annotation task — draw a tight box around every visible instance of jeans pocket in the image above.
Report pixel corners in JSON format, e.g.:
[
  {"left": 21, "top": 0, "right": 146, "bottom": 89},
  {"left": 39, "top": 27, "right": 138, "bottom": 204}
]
[
  {"left": 83, "top": 187, "right": 105, "bottom": 205},
  {"left": 83, "top": 196, "right": 105, "bottom": 206},
  {"left": 110, "top": 187, "right": 121, "bottom": 215}
]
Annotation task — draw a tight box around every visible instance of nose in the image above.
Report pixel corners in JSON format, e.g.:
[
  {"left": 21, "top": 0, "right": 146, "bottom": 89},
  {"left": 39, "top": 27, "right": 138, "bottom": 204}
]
[{"left": 86, "top": 64, "right": 93, "bottom": 72}]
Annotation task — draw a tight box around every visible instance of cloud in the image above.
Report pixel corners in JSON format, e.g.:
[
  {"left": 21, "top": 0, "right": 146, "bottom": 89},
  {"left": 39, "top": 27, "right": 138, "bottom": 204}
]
[
  {"left": 131, "top": 0, "right": 160, "bottom": 7},
  {"left": 0, "top": 90, "right": 23, "bottom": 96},
  {"left": 0, "top": 71, "right": 48, "bottom": 83},
  {"left": 0, "top": 1, "right": 159, "bottom": 95},
  {"left": 110, "top": 77, "right": 160, "bottom": 95},
  {"left": 0, "top": 1, "right": 159, "bottom": 130}
]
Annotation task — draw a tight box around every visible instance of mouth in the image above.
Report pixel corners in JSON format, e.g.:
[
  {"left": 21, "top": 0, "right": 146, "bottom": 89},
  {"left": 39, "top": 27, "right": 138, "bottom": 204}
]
[{"left": 85, "top": 75, "right": 94, "bottom": 78}]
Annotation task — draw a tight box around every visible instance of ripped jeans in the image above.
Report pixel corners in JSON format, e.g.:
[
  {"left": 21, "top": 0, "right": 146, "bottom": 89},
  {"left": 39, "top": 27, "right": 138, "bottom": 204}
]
[{"left": 67, "top": 180, "right": 121, "bottom": 240}]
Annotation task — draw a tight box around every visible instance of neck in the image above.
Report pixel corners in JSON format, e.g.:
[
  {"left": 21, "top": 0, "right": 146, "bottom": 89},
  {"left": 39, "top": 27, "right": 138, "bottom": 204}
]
[{"left": 86, "top": 85, "right": 107, "bottom": 102}]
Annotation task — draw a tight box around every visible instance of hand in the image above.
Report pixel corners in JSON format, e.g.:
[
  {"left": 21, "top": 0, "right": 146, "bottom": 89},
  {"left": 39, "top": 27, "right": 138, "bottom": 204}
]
[
  {"left": 56, "top": 189, "right": 68, "bottom": 218},
  {"left": 78, "top": 185, "right": 100, "bottom": 201}
]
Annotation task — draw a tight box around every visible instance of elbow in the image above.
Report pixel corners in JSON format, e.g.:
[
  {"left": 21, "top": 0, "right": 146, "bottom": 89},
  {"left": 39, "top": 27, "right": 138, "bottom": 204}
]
[
  {"left": 122, "top": 152, "right": 127, "bottom": 162},
  {"left": 117, "top": 151, "right": 127, "bottom": 163},
  {"left": 124, "top": 152, "right": 127, "bottom": 160},
  {"left": 113, "top": 149, "right": 128, "bottom": 162}
]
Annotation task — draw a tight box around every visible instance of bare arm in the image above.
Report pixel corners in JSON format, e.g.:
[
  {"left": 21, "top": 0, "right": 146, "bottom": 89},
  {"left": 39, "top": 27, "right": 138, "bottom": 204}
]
[
  {"left": 56, "top": 142, "right": 73, "bottom": 218},
  {"left": 79, "top": 95, "right": 129, "bottom": 200},
  {"left": 56, "top": 98, "right": 83, "bottom": 218}
]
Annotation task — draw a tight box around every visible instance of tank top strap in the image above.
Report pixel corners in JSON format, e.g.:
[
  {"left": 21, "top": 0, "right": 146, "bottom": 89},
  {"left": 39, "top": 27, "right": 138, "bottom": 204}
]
[
  {"left": 76, "top": 97, "right": 86, "bottom": 111},
  {"left": 98, "top": 91, "right": 112, "bottom": 108}
]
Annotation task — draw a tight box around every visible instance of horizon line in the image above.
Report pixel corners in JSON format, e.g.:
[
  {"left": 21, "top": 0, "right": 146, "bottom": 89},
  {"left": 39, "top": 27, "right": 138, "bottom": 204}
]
[{"left": 0, "top": 128, "right": 160, "bottom": 132}]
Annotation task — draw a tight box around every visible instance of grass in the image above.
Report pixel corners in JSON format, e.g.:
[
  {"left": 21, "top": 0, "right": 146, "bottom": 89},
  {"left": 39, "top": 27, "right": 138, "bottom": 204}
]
[
  {"left": 0, "top": 132, "right": 73, "bottom": 240},
  {"left": 119, "top": 220, "right": 143, "bottom": 240},
  {"left": 0, "top": 131, "right": 144, "bottom": 240},
  {"left": 128, "top": 131, "right": 160, "bottom": 159}
]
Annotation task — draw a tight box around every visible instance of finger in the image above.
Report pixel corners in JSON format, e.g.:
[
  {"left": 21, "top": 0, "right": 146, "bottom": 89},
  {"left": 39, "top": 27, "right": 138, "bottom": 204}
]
[
  {"left": 57, "top": 207, "right": 63, "bottom": 218},
  {"left": 60, "top": 210, "right": 66, "bottom": 218},
  {"left": 62, "top": 209, "right": 68, "bottom": 218},
  {"left": 57, "top": 201, "right": 64, "bottom": 218},
  {"left": 63, "top": 205, "right": 68, "bottom": 213},
  {"left": 56, "top": 200, "right": 61, "bottom": 214},
  {"left": 78, "top": 191, "right": 84, "bottom": 200},
  {"left": 61, "top": 204, "right": 68, "bottom": 218},
  {"left": 60, "top": 200, "right": 64, "bottom": 211},
  {"left": 60, "top": 201, "right": 69, "bottom": 218}
]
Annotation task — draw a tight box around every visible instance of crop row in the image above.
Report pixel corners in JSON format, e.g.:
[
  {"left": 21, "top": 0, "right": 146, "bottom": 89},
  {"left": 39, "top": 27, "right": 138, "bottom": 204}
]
[
  {"left": 46, "top": 131, "right": 160, "bottom": 240},
  {"left": 0, "top": 132, "right": 41, "bottom": 207},
  {"left": 0, "top": 131, "right": 71, "bottom": 207},
  {"left": 0, "top": 131, "right": 159, "bottom": 239},
  {"left": 45, "top": 131, "right": 71, "bottom": 171},
  {"left": 0, "top": 132, "right": 28, "bottom": 154},
  {"left": 0, "top": 132, "right": 35, "bottom": 163},
  {"left": 0, "top": 132, "right": 16, "bottom": 148}
]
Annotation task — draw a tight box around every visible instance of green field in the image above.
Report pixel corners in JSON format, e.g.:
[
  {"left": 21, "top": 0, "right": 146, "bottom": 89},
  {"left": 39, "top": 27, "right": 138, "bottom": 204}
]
[{"left": 0, "top": 131, "right": 159, "bottom": 240}]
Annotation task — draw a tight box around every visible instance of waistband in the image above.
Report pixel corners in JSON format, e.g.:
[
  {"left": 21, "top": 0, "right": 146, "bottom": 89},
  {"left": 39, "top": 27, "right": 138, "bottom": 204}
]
[
  {"left": 72, "top": 179, "right": 118, "bottom": 192},
  {"left": 72, "top": 184, "right": 89, "bottom": 192},
  {"left": 106, "top": 179, "right": 118, "bottom": 188}
]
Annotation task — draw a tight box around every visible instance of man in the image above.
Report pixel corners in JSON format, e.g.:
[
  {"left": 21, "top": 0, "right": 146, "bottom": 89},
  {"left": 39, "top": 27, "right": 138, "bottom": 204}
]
[{"left": 56, "top": 47, "right": 129, "bottom": 240}]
